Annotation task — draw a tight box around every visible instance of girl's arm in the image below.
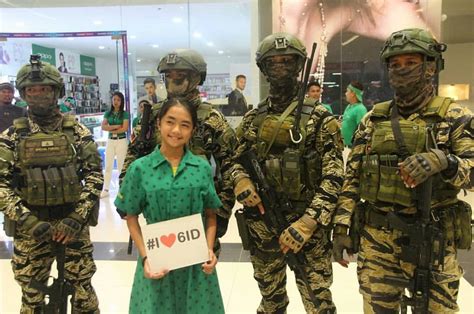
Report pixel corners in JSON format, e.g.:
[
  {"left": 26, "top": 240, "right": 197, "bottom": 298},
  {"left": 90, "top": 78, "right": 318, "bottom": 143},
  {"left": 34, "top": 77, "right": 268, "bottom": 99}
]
[
  {"left": 101, "top": 118, "right": 120, "bottom": 132},
  {"left": 110, "top": 119, "right": 129, "bottom": 134},
  {"left": 205, "top": 208, "right": 217, "bottom": 250},
  {"left": 126, "top": 215, "right": 147, "bottom": 258}
]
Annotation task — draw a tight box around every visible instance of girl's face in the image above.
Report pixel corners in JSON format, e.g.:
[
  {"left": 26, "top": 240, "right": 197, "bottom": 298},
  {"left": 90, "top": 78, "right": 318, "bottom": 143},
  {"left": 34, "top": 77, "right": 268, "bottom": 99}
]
[
  {"left": 158, "top": 104, "right": 194, "bottom": 149},
  {"left": 112, "top": 95, "right": 122, "bottom": 110}
]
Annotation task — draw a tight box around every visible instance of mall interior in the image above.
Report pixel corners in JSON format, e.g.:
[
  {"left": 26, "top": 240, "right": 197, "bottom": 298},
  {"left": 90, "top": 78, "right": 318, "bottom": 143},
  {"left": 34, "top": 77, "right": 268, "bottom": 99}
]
[{"left": 0, "top": 0, "right": 473, "bottom": 313}]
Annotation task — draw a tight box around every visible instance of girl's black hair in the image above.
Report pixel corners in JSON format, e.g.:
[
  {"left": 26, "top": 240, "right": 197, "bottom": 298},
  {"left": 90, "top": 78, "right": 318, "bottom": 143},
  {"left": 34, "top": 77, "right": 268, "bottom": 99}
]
[
  {"left": 109, "top": 91, "right": 125, "bottom": 119},
  {"left": 158, "top": 97, "right": 198, "bottom": 128}
]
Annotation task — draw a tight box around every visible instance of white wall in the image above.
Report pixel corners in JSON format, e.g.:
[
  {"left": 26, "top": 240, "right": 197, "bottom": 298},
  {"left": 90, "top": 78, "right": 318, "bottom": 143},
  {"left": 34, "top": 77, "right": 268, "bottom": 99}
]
[
  {"left": 95, "top": 56, "right": 119, "bottom": 110},
  {"left": 439, "top": 42, "right": 474, "bottom": 110}
]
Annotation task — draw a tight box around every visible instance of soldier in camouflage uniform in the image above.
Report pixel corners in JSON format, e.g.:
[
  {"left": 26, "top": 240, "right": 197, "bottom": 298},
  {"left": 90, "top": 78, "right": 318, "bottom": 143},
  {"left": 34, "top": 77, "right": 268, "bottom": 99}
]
[
  {"left": 0, "top": 56, "right": 103, "bottom": 313},
  {"left": 333, "top": 28, "right": 474, "bottom": 313},
  {"left": 120, "top": 49, "right": 236, "bottom": 246},
  {"left": 231, "top": 33, "right": 344, "bottom": 314}
]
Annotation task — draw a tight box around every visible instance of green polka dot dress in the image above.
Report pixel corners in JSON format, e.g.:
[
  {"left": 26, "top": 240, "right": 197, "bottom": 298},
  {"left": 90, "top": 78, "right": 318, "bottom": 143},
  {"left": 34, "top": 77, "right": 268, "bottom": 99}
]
[{"left": 115, "top": 148, "right": 225, "bottom": 314}]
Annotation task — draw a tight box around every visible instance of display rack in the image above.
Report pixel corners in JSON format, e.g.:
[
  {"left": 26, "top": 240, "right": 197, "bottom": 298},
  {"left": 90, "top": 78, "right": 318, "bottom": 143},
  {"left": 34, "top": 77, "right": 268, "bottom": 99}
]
[
  {"left": 200, "top": 73, "right": 232, "bottom": 100},
  {"left": 62, "top": 73, "right": 101, "bottom": 114}
]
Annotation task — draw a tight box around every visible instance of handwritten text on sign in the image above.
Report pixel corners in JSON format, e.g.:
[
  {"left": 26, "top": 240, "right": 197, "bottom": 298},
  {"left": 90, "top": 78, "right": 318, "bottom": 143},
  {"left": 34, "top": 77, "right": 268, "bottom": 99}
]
[{"left": 141, "top": 213, "right": 209, "bottom": 272}]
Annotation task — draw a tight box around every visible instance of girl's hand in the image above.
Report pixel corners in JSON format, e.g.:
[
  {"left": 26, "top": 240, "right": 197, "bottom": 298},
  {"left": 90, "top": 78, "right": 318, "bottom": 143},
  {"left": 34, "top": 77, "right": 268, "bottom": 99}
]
[
  {"left": 202, "top": 249, "right": 217, "bottom": 275},
  {"left": 143, "top": 259, "right": 169, "bottom": 280}
]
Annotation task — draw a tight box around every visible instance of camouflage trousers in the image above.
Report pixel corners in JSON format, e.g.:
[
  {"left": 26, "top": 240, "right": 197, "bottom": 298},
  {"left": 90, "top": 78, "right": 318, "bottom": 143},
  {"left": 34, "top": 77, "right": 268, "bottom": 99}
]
[
  {"left": 12, "top": 224, "right": 99, "bottom": 314},
  {"left": 358, "top": 225, "right": 463, "bottom": 313},
  {"left": 245, "top": 212, "right": 336, "bottom": 314}
]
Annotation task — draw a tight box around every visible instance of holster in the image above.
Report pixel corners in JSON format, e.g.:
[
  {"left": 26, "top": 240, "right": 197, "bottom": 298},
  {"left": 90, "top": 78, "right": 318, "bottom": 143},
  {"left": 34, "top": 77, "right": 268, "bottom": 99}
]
[{"left": 235, "top": 209, "right": 251, "bottom": 250}]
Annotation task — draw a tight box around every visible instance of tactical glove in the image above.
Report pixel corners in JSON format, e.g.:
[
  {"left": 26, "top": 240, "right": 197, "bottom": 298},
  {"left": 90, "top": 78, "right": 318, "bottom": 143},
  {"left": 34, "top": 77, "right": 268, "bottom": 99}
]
[
  {"left": 55, "top": 212, "right": 85, "bottom": 240},
  {"left": 18, "top": 214, "right": 53, "bottom": 242},
  {"left": 234, "top": 177, "right": 262, "bottom": 207},
  {"left": 332, "top": 225, "right": 353, "bottom": 264},
  {"left": 279, "top": 214, "right": 317, "bottom": 253},
  {"left": 400, "top": 149, "right": 448, "bottom": 185}
]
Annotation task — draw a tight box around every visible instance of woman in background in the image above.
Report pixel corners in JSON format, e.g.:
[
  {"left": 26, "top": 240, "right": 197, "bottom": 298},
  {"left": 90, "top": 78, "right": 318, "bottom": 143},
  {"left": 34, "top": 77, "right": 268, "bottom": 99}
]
[{"left": 101, "top": 91, "right": 129, "bottom": 198}]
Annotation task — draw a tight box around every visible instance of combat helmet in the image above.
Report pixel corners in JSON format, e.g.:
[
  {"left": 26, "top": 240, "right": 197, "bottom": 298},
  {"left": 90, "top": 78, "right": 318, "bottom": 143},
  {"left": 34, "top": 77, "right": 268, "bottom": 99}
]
[
  {"left": 256, "top": 32, "right": 307, "bottom": 73},
  {"left": 16, "top": 55, "right": 65, "bottom": 99},
  {"left": 158, "top": 49, "right": 207, "bottom": 85},
  {"left": 380, "top": 28, "right": 447, "bottom": 72}
]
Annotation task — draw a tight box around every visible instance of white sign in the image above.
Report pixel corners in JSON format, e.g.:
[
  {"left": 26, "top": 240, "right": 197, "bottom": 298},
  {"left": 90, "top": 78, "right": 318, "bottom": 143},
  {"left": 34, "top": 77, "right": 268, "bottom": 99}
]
[{"left": 141, "top": 213, "right": 209, "bottom": 272}]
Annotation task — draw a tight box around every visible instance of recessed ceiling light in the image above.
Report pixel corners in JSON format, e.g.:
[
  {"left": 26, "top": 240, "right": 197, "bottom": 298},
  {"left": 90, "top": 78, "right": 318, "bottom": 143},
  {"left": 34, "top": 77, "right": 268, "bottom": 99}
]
[
  {"left": 207, "top": 42, "right": 214, "bottom": 47},
  {"left": 227, "top": 55, "right": 231, "bottom": 58},
  {"left": 15, "top": 22, "right": 25, "bottom": 27},
  {"left": 98, "top": 46, "right": 105, "bottom": 50},
  {"left": 193, "top": 32, "right": 202, "bottom": 38},
  {"left": 217, "top": 50, "right": 224, "bottom": 54},
  {"left": 130, "top": 35, "right": 137, "bottom": 39},
  {"left": 137, "top": 59, "right": 142, "bottom": 62},
  {"left": 172, "top": 17, "right": 182, "bottom": 23},
  {"left": 93, "top": 20, "right": 103, "bottom": 25},
  {"left": 152, "top": 44, "right": 159, "bottom": 48}
]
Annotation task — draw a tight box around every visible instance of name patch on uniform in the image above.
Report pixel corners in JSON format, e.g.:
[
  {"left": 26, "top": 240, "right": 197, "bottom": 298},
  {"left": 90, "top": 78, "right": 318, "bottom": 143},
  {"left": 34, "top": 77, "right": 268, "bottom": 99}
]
[{"left": 41, "top": 140, "right": 54, "bottom": 147}]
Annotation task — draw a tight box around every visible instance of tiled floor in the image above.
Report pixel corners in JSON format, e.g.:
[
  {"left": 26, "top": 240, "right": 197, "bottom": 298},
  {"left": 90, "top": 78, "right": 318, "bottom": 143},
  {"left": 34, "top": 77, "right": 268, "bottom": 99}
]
[{"left": 1, "top": 171, "right": 473, "bottom": 313}]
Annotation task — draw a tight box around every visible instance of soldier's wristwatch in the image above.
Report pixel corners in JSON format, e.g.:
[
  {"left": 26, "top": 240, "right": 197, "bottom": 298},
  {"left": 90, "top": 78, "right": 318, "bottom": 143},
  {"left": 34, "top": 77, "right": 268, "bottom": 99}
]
[{"left": 442, "top": 154, "right": 458, "bottom": 178}]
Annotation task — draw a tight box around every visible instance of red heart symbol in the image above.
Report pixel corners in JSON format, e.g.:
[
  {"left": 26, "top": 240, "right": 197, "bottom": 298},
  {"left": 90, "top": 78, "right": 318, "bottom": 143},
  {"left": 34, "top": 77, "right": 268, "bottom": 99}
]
[{"left": 160, "top": 233, "right": 176, "bottom": 248}]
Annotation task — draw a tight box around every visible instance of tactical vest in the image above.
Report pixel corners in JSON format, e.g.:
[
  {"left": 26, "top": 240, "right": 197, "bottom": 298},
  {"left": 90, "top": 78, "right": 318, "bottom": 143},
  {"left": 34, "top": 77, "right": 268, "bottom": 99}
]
[
  {"left": 252, "top": 99, "right": 329, "bottom": 203},
  {"left": 13, "top": 115, "right": 82, "bottom": 207},
  {"left": 359, "top": 97, "right": 458, "bottom": 207},
  {"left": 188, "top": 103, "right": 214, "bottom": 159}
]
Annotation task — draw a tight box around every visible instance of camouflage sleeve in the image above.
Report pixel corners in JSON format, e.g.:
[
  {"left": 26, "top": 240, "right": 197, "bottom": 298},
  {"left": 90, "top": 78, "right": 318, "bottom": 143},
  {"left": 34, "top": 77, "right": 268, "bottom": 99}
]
[
  {"left": 0, "top": 132, "right": 30, "bottom": 220},
  {"left": 204, "top": 110, "right": 238, "bottom": 218},
  {"left": 306, "top": 113, "right": 344, "bottom": 226},
  {"left": 230, "top": 108, "right": 259, "bottom": 183},
  {"left": 443, "top": 104, "right": 474, "bottom": 190},
  {"left": 74, "top": 124, "right": 104, "bottom": 221},
  {"left": 333, "top": 113, "right": 372, "bottom": 227}
]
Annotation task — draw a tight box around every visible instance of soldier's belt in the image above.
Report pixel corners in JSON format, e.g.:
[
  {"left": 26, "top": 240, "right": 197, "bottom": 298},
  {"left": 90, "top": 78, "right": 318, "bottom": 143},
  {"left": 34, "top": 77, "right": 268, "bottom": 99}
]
[
  {"left": 29, "top": 205, "right": 74, "bottom": 221},
  {"left": 365, "top": 207, "right": 417, "bottom": 230}
]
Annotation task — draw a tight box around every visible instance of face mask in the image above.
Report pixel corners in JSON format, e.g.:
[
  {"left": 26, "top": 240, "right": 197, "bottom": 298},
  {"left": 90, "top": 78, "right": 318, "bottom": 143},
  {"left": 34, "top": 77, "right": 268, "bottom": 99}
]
[
  {"left": 25, "top": 90, "right": 57, "bottom": 117},
  {"left": 165, "top": 71, "right": 201, "bottom": 97}
]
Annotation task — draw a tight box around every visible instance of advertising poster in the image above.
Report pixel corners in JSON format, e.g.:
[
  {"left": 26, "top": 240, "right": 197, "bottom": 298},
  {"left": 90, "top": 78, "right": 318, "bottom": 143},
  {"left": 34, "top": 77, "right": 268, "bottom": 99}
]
[
  {"left": 80, "top": 54, "right": 96, "bottom": 76},
  {"left": 272, "top": 0, "right": 442, "bottom": 114},
  {"left": 56, "top": 49, "right": 80, "bottom": 74},
  {"left": 32, "top": 43, "right": 55, "bottom": 66}
]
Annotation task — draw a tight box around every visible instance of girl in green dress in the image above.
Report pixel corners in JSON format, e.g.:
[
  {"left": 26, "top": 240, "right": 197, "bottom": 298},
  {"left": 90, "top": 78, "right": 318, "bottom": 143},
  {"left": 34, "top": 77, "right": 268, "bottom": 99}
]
[{"left": 115, "top": 97, "right": 225, "bottom": 314}]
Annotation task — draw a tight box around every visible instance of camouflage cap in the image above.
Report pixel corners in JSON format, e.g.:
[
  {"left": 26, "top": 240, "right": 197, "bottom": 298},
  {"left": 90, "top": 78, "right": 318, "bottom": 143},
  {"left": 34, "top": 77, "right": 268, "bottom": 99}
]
[
  {"left": 158, "top": 49, "right": 207, "bottom": 85},
  {"left": 256, "top": 32, "right": 307, "bottom": 72},
  {"left": 380, "top": 28, "right": 447, "bottom": 72}
]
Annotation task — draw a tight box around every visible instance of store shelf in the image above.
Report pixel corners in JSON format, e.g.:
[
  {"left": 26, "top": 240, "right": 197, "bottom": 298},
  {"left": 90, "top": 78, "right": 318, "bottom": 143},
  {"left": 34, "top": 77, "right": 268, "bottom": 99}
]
[{"left": 62, "top": 73, "right": 102, "bottom": 114}]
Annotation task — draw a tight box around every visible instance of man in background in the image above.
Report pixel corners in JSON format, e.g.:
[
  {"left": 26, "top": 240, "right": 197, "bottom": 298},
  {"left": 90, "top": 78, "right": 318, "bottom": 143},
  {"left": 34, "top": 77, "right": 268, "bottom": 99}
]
[
  {"left": 226, "top": 74, "right": 247, "bottom": 115},
  {"left": 0, "top": 82, "right": 26, "bottom": 133},
  {"left": 307, "top": 81, "right": 333, "bottom": 113},
  {"left": 341, "top": 81, "right": 367, "bottom": 147}
]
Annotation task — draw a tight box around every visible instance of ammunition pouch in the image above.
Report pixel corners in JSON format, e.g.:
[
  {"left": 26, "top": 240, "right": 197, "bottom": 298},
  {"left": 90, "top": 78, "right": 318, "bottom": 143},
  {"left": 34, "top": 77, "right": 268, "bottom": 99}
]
[
  {"left": 438, "top": 201, "right": 472, "bottom": 250},
  {"left": 3, "top": 215, "right": 16, "bottom": 237},
  {"left": 235, "top": 209, "right": 251, "bottom": 250}
]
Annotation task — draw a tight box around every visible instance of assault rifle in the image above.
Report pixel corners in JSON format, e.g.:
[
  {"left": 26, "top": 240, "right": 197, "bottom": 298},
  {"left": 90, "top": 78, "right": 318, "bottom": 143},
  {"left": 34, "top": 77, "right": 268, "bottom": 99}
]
[
  {"left": 132, "top": 98, "right": 154, "bottom": 157},
  {"left": 30, "top": 243, "right": 75, "bottom": 314},
  {"left": 238, "top": 150, "right": 320, "bottom": 307},
  {"left": 385, "top": 177, "right": 445, "bottom": 314}
]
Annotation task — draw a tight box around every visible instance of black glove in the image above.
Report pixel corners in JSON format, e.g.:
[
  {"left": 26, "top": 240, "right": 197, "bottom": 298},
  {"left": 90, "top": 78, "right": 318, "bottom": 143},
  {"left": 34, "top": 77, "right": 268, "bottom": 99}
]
[
  {"left": 18, "top": 213, "right": 53, "bottom": 242},
  {"left": 332, "top": 225, "right": 353, "bottom": 264},
  {"left": 55, "top": 212, "right": 85, "bottom": 240}
]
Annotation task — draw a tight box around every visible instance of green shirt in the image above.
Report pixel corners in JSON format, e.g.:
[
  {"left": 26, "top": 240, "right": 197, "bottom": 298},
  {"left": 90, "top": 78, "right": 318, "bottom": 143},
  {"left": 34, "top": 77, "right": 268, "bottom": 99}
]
[
  {"left": 104, "top": 110, "right": 129, "bottom": 138},
  {"left": 59, "top": 103, "right": 72, "bottom": 113},
  {"left": 322, "top": 103, "right": 333, "bottom": 114},
  {"left": 114, "top": 147, "right": 224, "bottom": 314},
  {"left": 132, "top": 116, "right": 140, "bottom": 128},
  {"left": 341, "top": 102, "right": 367, "bottom": 147}
]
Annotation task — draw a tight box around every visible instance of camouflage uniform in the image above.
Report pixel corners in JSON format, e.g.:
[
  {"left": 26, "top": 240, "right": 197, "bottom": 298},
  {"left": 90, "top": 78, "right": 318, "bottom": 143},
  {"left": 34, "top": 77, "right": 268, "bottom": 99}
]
[
  {"left": 333, "top": 29, "right": 474, "bottom": 313},
  {"left": 120, "top": 49, "right": 236, "bottom": 241},
  {"left": 232, "top": 33, "right": 344, "bottom": 313},
  {"left": 0, "top": 56, "right": 103, "bottom": 313}
]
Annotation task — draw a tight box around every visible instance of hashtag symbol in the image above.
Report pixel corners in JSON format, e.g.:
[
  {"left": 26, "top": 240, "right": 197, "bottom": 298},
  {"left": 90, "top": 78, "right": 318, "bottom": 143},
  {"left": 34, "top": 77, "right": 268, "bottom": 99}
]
[{"left": 146, "top": 238, "right": 155, "bottom": 250}]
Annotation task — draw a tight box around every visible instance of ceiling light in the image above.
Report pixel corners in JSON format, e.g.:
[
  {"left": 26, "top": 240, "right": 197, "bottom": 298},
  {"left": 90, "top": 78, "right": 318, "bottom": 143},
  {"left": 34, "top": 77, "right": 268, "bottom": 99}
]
[
  {"left": 137, "top": 59, "right": 142, "bottom": 62},
  {"left": 206, "top": 42, "right": 214, "bottom": 47},
  {"left": 93, "top": 20, "right": 103, "bottom": 25},
  {"left": 172, "top": 17, "right": 182, "bottom": 23},
  {"left": 98, "top": 46, "right": 105, "bottom": 50},
  {"left": 152, "top": 44, "right": 159, "bottom": 48},
  {"left": 127, "top": 52, "right": 132, "bottom": 55},
  {"left": 193, "top": 32, "right": 202, "bottom": 38},
  {"left": 217, "top": 50, "right": 224, "bottom": 54},
  {"left": 130, "top": 35, "right": 137, "bottom": 39}
]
